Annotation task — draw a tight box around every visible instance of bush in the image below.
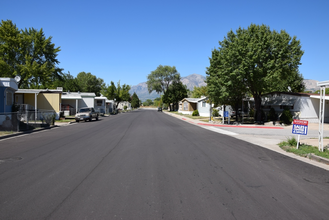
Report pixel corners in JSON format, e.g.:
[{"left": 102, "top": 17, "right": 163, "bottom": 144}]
[
  {"left": 212, "top": 109, "right": 219, "bottom": 117},
  {"left": 192, "top": 110, "right": 199, "bottom": 116},
  {"left": 280, "top": 107, "right": 293, "bottom": 125},
  {"left": 249, "top": 108, "right": 255, "bottom": 118},
  {"left": 124, "top": 105, "right": 127, "bottom": 111},
  {"left": 268, "top": 108, "right": 278, "bottom": 121}
]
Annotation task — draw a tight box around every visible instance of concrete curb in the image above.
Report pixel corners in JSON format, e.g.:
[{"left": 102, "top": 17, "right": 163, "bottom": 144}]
[
  {"left": 0, "top": 125, "right": 59, "bottom": 140},
  {"left": 307, "top": 153, "right": 329, "bottom": 165}
]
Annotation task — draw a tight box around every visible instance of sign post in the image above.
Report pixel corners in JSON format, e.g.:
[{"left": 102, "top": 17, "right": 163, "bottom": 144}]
[
  {"left": 224, "top": 111, "right": 229, "bottom": 124},
  {"left": 292, "top": 119, "right": 308, "bottom": 149}
]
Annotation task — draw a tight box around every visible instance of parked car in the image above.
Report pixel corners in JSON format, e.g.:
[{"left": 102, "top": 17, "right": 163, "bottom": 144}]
[
  {"left": 158, "top": 107, "right": 162, "bottom": 112},
  {"left": 75, "top": 107, "right": 99, "bottom": 122}
]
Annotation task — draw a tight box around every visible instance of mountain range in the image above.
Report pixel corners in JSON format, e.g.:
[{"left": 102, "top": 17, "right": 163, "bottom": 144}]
[
  {"left": 130, "top": 74, "right": 206, "bottom": 101},
  {"left": 130, "top": 74, "right": 321, "bottom": 101}
]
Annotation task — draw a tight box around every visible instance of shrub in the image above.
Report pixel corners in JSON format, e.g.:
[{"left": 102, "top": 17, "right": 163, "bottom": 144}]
[
  {"left": 192, "top": 110, "right": 199, "bottom": 116},
  {"left": 249, "top": 108, "right": 255, "bottom": 118},
  {"left": 212, "top": 109, "right": 219, "bottom": 117},
  {"left": 280, "top": 107, "right": 293, "bottom": 125},
  {"left": 124, "top": 105, "right": 127, "bottom": 111},
  {"left": 268, "top": 108, "right": 278, "bottom": 121}
]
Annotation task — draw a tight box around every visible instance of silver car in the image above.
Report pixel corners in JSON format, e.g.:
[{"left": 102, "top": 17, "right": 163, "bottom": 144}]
[{"left": 75, "top": 107, "right": 99, "bottom": 122}]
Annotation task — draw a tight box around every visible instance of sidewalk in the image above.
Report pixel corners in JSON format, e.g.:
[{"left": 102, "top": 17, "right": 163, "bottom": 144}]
[{"left": 164, "top": 111, "right": 329, "bottom": 171}]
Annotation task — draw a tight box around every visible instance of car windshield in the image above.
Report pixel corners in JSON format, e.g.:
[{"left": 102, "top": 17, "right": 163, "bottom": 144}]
[{"left": 79, "top": 108, "right": 90, "bottom": 113}]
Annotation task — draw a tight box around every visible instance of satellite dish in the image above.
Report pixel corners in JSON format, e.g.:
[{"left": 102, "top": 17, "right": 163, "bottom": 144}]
[
  {"left": 288, "top": 86, "right": 291, "bottom": 92},
  {"left": 14, "top": 76, "right": 21, "bottom": 83}
]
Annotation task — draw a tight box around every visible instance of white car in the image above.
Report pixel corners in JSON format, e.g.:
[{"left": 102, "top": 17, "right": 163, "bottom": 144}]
[{"left": 75, "top": 107, "right": 99, "bottom": 122}]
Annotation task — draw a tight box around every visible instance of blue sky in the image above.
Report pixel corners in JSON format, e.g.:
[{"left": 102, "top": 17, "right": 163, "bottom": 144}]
[{"left": 1, "top": 0, "right": 328, "bottom": 86}]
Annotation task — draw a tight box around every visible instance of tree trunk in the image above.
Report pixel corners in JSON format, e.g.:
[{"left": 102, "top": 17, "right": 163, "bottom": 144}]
[{"left": 254, "top": 94, "right": 262, "bottom": 122}]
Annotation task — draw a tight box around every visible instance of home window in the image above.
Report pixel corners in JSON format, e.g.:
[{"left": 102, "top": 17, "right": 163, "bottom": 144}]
[
  {"left": 97, "top": 100, "right": 102, "bottom": 106},
  {"left": 6, "top": 90, "right": 13, "bottom": 106},
  {"left": 202, "top": 101, "right": 206, "bottom": 107},
  {"left": 184, "top": 102, "right": 188, "bottom": 111}
]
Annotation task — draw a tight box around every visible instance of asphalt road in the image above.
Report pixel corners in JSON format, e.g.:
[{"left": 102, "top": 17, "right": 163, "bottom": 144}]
[{"left": 1, "top": 109, "right": 329, "bottom": 220}]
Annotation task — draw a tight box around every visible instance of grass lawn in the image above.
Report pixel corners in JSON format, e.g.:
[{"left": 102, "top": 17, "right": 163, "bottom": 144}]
[
  {"left": 56, "top": 119, "right": 75, "bottom": 123},
  {"left": 168, "top": 111, "right": 209, "bottom": 120},
  {"left": 0, "top": 131, "right": 16, "bottom": 136},
  {"left": 279, "top": 137, "right": 329, "bottom": 159}
]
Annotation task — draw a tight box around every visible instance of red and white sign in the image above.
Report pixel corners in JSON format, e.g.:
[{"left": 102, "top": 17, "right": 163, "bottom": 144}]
[
  {"left": 293, "top": 119, "right": 308, "bottom": 126},
  {"left": 292, "top": 119, "right": 308, "bottom": 135}
]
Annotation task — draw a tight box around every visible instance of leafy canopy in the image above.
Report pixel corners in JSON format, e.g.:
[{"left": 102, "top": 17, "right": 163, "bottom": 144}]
[
  {"left": 0, "top": 20, "right": 62, "bottom": 88},
  {"left": 102, "top": 81, "right": 131, "bottom": 108},
  {"left": 162, "top": 81, "right": 188, "bottom": 110},
  {"left": 206, "top": 24, "right": 304, "bottom": 120},
  {"left": 147, "top": 65, "right": 180, "bottom": 94},
  {"left": 191, "top": 86, "right": 208, "bottom": 98},
  {"left": 131, "top": 92, "right": 140, "bottom": 108},
  {"left": 76, "top": 72, "right": 105, "bottom": 96}
]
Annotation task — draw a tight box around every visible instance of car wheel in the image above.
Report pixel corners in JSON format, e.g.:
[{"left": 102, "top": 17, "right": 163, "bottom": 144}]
[
  {"left": 76, "top": 120, "right": 79, "bottom": 123},
  {"left": 89, "top": 118, "right": 92, "bottom": 122},
  {"left": 96, "top": 116, "right": 99, "bottom": 121}
]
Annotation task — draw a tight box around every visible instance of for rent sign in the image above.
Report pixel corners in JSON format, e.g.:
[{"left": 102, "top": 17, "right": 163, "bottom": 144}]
[{"left": 292, "top": 119, "right": 308, "bottom": 135}]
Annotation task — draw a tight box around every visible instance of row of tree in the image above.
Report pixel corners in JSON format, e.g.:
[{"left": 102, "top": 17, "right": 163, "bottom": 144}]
[
  {"left": 0, "top": 20, "right": 140, "bottom": 108},
  {"left": 147, "top": 24, "right": 306, "bottom": 121}
]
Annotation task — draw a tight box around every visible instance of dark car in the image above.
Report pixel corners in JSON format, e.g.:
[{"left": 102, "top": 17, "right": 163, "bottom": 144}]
[{"left": 158, "top": 107, "right": 162, "bottom": 112}]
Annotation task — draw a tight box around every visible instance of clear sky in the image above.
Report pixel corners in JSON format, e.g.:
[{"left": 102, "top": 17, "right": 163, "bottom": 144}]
[{"left": 1, "top": 0, "right": 328, "bottom": 86}]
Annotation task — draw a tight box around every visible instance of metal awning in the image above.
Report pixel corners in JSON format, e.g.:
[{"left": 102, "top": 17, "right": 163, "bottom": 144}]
[{"left": 262, "top": 98, "right": 297, "bottom": 106}]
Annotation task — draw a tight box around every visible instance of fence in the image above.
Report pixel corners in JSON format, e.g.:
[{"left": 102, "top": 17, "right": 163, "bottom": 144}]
[{"left": 0, "top": 110, "right": 56, "bottom": 132}]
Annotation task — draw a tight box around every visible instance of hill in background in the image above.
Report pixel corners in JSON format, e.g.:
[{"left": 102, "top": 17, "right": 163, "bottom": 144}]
[
  {"left": 130, "top": 74, "right": 206, "bottom": 102},
  {"left": 130, "top": 75, "right": 321, "bottom": 102}
]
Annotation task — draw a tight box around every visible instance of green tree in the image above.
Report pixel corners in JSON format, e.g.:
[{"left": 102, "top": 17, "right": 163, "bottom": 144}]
[
  {"left": 191, "top": 86, "right": 208, "bottom": 98},
  {"left": 146, "top": 65, "right": 180, "bottom": 94},
  {"left": 143, "top": 99, "right": 154, "bottom": 106},
  {"left": 162, "top": 81, "right": 188, "bottom": 111},
  {"left": 153, "top": 97, "right": 162, "bottom": 107},
  {"left": 76, "top": 72, "right": 105, "bottom": 96},
  {"left": 131, "top": 92, "right": 140, "bottom": 108},
  {"left": 52, "top": 72, "right": 81, "bottom": 92},
  {"left": 315, "top": 88, "right": 329, "bottom": 95},
  {"left": 102, "top": 81, "right": 131, "bottom": 108},
  {"left": 0, "top": 20, "right": 63, "bottom": 88},
  {"left": 206, "top": 24, "right": 304, "bottom": 121}
]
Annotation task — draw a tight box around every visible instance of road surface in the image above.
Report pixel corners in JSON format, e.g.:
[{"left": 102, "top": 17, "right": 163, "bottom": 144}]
[{"left": 1, "top": 109, "right": 329, "bottom": 219}]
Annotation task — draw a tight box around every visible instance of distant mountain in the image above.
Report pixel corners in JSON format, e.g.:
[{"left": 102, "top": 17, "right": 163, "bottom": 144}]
[
  {"left": 181, "top": 73, "right": 207, "bottom": 90},
  {"left": 129, "top": 82, "right": 160, "bottom": 102},
  {"left": 130, "top": 73, "right": 207, "bottom": 101},
  {"left": 303, "top": 79, "right": 320, "bottom": 92},
  {"left": 130, "top": 75, "right": 319, "bottom": 101}
]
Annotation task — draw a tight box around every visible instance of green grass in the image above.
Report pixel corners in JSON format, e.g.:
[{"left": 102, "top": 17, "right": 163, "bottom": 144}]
[
  {"left": 0, "top": 131, "right": 16, "bottom": 136},
  {"left": 279, "top": 137, "right": 329, "bottom": 159},
  {"left": 168, "top": 111, "right": 209, "bottom": 120},
  {"left": 56, "top": 119, "right": 75, "bottom": 123}
]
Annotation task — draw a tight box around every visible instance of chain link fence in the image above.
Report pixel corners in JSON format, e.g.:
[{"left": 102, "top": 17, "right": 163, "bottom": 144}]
[{"left": 0, "top": 110, "right": 56, "bottom": 132}]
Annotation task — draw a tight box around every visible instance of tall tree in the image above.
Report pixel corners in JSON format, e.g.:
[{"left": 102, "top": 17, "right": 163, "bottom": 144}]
[
  {"left": 162, "top": 81, "right": 188, "bottom": 111},
  {"left": 146, "top": 65, "right": 180, "bottom": 94},
  {"left": 191, "top": 86, "right": 208, "bottom": 98},
  {"left": 102, "top": 81, "right": 131, "bottom": 108},
  {"left": 76, "top": 72, "right": 104, "bottom": 96},
  {"left": 131, "top": 92, "right": 140, "bottom": 108},
  {"left": 206, "top": 24, "right": 304, "bottom": 121},
  {"left": 52, "top": 72, "right": 81, "bottom": 92},
  {"left": 0, "top": 20, "right": 63, "bottom": 88}
]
